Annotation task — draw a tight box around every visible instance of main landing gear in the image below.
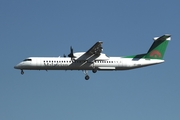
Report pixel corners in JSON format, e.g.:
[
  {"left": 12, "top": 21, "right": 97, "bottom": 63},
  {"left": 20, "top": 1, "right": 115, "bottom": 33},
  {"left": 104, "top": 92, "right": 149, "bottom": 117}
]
[
  {"left": 92, "top": 69, "right": 97, "bottom": 73},
  {"left": 21, "top": 70, "right": 24, "bottom": 75},
  {"left": 85, "top": 75, "right": 90, "bottom": 80},
  {"left": 83, "top": 69, "right": 97, "bottom": 80},
  {"left": 83, "top": 70, "right": 90, "bottom": 80}
]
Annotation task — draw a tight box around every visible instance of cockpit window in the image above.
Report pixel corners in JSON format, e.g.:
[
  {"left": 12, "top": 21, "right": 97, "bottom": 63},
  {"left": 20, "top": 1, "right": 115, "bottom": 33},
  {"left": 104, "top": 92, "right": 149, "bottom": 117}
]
[{"left": 23, "top": 59, "right": 32, "bottom": 61}]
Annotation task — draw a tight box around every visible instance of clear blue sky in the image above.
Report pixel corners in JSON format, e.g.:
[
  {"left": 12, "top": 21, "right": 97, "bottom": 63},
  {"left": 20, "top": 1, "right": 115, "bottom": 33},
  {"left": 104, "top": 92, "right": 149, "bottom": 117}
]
[{"left": 1, "top": 0, "right": 180, "bottom": 120}]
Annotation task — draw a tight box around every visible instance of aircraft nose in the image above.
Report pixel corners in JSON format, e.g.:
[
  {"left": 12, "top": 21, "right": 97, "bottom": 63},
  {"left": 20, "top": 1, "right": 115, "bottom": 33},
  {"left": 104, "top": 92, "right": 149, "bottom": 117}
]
[
  {"left": 14, "top": 63, "right": 22, "bottom": 69},
  {"left": 14, "top": 64, "right": 19, "bottom": 69}
]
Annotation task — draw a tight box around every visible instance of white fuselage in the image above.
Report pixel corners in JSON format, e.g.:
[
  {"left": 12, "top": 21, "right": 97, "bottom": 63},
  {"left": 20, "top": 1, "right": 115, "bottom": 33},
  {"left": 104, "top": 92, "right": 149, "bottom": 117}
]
[
  {"left": 14, "top": 53, "right": 164, "bottom": 71},
  {"left": 14, "top": 34, "right": 171, "bottom": 80}
]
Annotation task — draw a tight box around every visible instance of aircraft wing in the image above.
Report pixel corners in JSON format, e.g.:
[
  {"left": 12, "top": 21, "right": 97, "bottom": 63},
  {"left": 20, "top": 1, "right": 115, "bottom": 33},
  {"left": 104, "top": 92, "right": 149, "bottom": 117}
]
[{"left": 86, "top": 41, "right": 103, "bottom": 56}]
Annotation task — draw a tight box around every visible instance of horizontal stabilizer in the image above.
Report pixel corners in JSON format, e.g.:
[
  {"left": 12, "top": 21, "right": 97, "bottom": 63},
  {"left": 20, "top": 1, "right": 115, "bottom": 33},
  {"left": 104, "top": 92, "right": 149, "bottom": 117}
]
[{"left": 153, "top": 34, "right": 171, "bottom": 41}]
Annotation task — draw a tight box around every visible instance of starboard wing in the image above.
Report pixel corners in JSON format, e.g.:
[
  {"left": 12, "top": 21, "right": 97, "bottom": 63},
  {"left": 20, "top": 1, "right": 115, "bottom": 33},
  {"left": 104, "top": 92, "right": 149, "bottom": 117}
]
[{"left": 86, "top": 41, "right": 103, "bottom": 56}]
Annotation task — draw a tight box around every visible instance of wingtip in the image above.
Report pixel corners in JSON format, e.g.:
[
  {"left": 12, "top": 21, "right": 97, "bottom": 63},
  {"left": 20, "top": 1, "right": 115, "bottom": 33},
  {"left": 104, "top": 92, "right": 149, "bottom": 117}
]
[{"left": 164, "top": 34, "right": 171, "bottom": 37}]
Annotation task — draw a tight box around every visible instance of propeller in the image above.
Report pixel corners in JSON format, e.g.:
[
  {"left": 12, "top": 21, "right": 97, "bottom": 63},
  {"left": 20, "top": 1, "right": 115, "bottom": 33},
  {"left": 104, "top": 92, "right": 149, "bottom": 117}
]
[{"left": 68, "top": 46, "right": 75, "bottom": 60}]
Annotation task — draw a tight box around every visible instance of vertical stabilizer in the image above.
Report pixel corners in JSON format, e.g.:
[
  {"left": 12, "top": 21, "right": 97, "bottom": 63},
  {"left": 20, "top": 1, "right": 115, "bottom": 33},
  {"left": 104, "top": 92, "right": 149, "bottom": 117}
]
[{"left": 145, "top": 34, "right": 171, "bottom": 59}]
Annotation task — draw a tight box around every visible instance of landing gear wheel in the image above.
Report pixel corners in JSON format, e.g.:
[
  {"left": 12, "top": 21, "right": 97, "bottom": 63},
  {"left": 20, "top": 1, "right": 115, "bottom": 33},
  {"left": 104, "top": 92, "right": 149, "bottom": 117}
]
[
  {"left": 21, "top": 70, "right": 24, "bottom": 75},
  {"left": 83, "top": 70, "right": 90, "bottom": 80},
  {"left": 92, "top": 69, "right": 97, "bottom": 73},
  {"left": 85, "top": 75, "right": 90, "bottom": 80}
]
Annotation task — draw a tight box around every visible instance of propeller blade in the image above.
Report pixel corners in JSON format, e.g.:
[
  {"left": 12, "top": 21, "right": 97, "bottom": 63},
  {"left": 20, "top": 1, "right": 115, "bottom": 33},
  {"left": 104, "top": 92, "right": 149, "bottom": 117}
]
[
  {"left": 70, "top": 46, "right": 73, "bottom": 53},
  {"left": 68, "top": 46, "right": 74, "bottom": 58}
]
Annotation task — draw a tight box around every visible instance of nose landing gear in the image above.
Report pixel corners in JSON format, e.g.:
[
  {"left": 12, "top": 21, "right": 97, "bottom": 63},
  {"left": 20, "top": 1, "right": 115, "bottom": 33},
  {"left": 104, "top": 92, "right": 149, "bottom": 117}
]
[{"left": 21, "top": 70, "right": 24, "bottom": 75}]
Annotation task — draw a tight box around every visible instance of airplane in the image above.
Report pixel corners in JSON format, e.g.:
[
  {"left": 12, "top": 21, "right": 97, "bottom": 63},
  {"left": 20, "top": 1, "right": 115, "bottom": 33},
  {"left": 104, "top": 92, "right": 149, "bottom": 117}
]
[{"left": 14, "top": 34, "right": 171, "bottom": 80}]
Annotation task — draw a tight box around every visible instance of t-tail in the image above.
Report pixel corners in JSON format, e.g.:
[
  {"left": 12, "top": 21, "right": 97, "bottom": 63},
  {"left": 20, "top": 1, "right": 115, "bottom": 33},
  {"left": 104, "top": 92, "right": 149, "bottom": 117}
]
[
  {"left": 145, "top": 34, "right": 171, "bottom": 60},
  {"left": 123, "top": 34, "right": 171, "bottom": 60}
]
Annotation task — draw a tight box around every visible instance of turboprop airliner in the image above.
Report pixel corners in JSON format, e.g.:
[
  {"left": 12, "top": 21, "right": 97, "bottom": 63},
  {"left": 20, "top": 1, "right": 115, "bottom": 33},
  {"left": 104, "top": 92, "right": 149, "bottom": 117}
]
[{"left": 14, "top": 34, "right": 171, "bottom": 80}]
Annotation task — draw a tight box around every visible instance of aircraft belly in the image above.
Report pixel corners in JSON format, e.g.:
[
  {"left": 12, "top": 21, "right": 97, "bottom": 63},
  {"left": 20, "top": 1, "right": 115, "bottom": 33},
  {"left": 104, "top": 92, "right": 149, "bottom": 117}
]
[
  {"left": 32, "top": 62, "right": 93, "bottom": 70},
  {"left": 98, "top": 67, "right": 115, "bottom": 70},
  {"left": 116, "top": 59, "right": 164, "bottom": 70}
]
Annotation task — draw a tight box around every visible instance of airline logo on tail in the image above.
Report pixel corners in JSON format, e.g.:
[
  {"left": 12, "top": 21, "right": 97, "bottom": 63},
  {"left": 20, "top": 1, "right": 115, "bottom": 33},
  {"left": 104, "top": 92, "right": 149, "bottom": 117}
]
[{"left": 149, "top": 50, "right": 162, "bottom": 58}]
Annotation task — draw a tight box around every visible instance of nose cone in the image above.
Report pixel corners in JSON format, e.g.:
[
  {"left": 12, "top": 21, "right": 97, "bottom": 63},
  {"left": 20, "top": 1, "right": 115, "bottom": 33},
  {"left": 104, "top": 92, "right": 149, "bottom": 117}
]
[
  {"left": 14, "top": 64, "right": 20, "bottom": 69},
  {"left": 14, "top": 63, "right": 23, "bottom": 69}
]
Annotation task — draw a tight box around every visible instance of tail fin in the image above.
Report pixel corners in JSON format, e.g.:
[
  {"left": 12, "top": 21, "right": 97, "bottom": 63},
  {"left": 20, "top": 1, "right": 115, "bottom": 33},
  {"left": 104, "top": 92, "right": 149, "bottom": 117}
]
[{"left": 145, "top": 34, "right": 171, "bottom": 59}]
